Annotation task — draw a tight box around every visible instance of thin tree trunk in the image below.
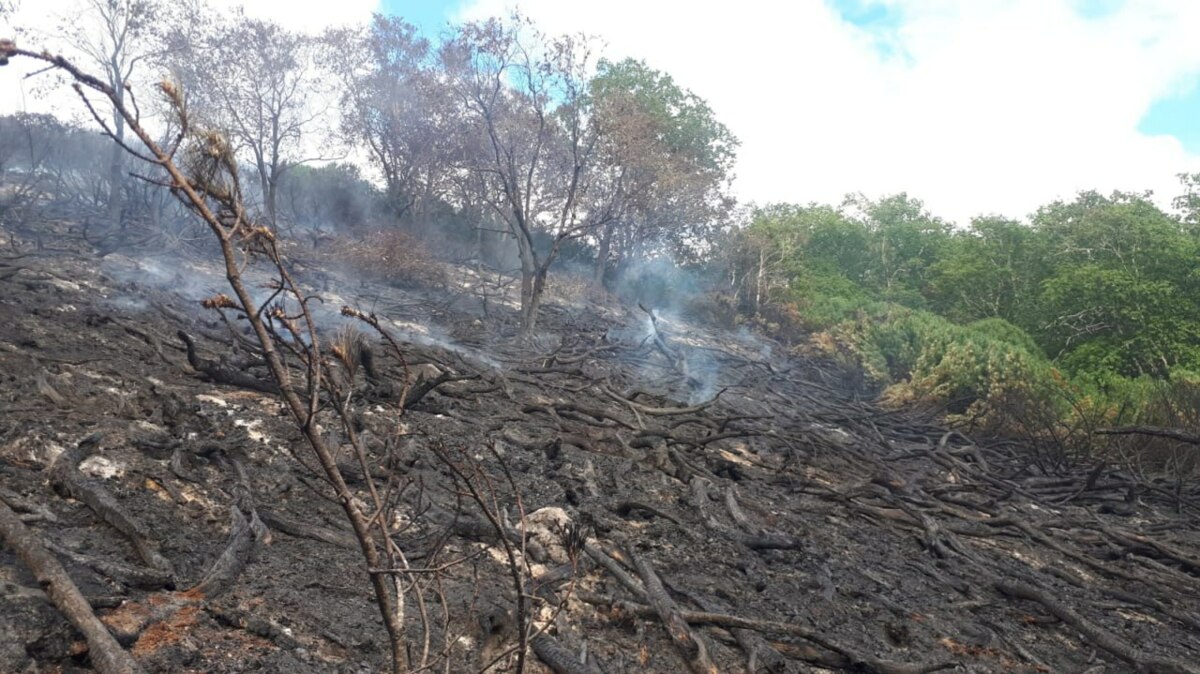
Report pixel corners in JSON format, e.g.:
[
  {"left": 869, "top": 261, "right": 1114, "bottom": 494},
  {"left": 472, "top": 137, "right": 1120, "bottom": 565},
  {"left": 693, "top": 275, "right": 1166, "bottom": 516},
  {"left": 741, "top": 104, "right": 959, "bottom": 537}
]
[
  {"left": 105, "top": 53, "right": 126, "bottom": 230},
  {"left": 754, "top": 248, "right": 766, "bottom": 315},
  {"left": 594, "top": 222, "right": 614, "bottom": 287},
  {"left": 106, "top": 143, "right": 123, "bottom": 229}
]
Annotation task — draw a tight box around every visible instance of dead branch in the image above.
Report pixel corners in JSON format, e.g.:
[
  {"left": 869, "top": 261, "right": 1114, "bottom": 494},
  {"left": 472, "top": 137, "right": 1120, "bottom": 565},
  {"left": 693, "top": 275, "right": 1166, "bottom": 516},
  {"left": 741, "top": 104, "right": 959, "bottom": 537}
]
[
  {"left": 1096, "top": 425, "right": 1200, "bottom": 445},
  {"left": 207, "top": 605, "right": 301, "bottom": 650},
  {"left": 630, "top": 551, "right": 717, "bottom": 674},
  {"left": 579, "top": 593, "right": 956, "bottom": 674},
  {"left": 996, "top": 581, "right": 1200, "bottom": 674},
  {"left": 44, "top": 540, "right": 173, "bottom": 590},
  {"left": 49, "top": 434, "right": 175, "bottom": 582},
  {"left": 0, "top": 483, "right": 59, "bottom": 523},
  {"left": 259, "top": 508, "right": 357, "bottom": 550},
  {"left": 0, "top": 500, "right": 144, "bottom": 674},
  {"left": 176, "top": 330, "right": 278, "bottom": 393},
  {"left": 188, "top": 504, "right": 268, "bottom": 598},
  {"left": 530, "top": 634, "right": 602, "bottom": 674}
]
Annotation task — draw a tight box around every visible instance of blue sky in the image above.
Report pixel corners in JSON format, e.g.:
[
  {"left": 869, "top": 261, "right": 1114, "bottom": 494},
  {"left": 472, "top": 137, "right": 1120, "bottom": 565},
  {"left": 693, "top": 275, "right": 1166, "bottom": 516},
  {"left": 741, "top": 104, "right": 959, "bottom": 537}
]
[
  {"left": 825, "top": 0, "right": 1200, "bottom": 183},
  {"left": 828, "top": 0, "right": 907, "bottom": 62},
  {"left": 1139, "top": 83, "right": 1200, "bottom": 154},
  {"left": 379, "top": 0, "right": 462, "bottom": 35},
  {"left": 829, "top": 0, "right": 902, "bottom": 29},
  {"left": 1073, "top": 0, "right": 1126, "bottom": 20},
  {"left": 830, "top": 0, "right": 1197, "bottom": 154}
]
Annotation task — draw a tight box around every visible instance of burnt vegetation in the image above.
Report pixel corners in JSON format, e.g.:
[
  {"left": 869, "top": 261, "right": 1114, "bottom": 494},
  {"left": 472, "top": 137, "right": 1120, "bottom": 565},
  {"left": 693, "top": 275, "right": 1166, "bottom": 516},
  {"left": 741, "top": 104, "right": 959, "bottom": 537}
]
[{"left": 2, "top": 4, "right": 1200, "bottom": 674}]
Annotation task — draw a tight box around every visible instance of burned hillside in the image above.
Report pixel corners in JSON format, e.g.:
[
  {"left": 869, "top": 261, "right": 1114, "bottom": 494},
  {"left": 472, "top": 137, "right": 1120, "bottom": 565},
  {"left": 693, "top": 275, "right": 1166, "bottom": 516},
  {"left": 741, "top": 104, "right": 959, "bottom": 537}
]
[
  {"left": 2, "top": 216, "right": 1200, "bottom": 674},
  {"left": 2, "top": 7, "right": 1200, "bottom": 673}
]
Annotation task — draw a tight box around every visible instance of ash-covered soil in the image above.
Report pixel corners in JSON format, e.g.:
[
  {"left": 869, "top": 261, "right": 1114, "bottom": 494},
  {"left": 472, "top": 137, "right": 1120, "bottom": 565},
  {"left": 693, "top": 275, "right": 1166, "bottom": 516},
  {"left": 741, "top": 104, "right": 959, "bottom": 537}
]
[{"left": 2, "top": 222, "right": 1200, "bottom": 674}]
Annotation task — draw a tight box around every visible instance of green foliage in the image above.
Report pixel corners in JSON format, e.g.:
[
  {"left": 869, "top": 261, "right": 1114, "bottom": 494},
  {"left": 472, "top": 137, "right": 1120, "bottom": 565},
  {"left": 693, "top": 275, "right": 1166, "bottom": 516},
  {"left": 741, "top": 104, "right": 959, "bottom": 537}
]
[
  {"left": 844, "top": 193, "right": 951, "bottom": 304},
  {"left": 1031, "top": 192, "right": 1200, "bottom": 377},
  {"left": 1175, "top": 172, "right": 1200, "bottom": 230},
  {"left": 966, "top": 318, "right": 1044, "bottom": 357},
  {"left": 590, "top": 58, "right": 738, "bottom": 176},
  {"left": 926, "top": 216, "right": 1046, "bottom": 325},
  {"left": 738, "top": 186, "right": 1200, "bottom": 463},
  {"left": 812, "top": 304, "right": 1055, "bottom": 422},
  {"left": 739, "top": 188, "right": 1200, "bottom": 382}
]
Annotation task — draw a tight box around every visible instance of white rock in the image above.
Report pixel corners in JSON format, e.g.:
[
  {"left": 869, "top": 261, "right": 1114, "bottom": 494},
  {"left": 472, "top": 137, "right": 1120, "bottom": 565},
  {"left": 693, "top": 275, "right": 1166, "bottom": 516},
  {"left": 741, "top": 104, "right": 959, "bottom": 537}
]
[{"left": 80, "top": 455, "right": 125, "bottom": 480}]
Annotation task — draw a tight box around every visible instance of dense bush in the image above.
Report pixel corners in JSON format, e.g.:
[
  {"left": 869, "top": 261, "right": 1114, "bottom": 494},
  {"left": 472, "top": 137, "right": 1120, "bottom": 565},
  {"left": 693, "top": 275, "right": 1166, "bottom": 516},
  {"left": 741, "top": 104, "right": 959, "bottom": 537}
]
[
  {"left": 723, "top": 185, "right": 1200, "bottom": 474},
  {"left": 807, "top": 305, "right": 1061, "bottom": 429}
]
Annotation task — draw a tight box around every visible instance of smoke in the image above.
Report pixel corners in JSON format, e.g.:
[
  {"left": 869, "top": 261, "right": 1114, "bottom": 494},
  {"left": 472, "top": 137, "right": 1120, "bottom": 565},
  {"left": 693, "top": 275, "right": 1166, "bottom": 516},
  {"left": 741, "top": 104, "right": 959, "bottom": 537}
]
[
  {"left": 101, "top": 254, "right": 225, "bottom": 303},
  {"left": 384, "top": 316, "right": 501, "bottom": 370},
  {"left": 684, "top": 348, "right": 720, "bottom": 404},
  {"left": 90, "top": 215, "right": 765, "bottom": 397},
  {"left": 736, "top": 325, "right": 773, "bottom": 361}
]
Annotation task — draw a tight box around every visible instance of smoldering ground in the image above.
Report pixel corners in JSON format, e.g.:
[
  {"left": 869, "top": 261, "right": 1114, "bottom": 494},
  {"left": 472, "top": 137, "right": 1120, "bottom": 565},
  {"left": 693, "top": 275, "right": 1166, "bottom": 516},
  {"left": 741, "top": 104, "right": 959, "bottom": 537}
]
[{"left": 5, "top": 219, "right": 1200, "bottom": 674}]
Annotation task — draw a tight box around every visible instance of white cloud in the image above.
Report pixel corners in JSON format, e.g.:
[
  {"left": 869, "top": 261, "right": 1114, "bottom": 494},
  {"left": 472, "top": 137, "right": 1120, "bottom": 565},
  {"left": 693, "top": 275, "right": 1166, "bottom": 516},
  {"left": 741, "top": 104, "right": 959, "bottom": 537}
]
[{"left": 456, "top": 0, "right": 1200, "bottom": 223}]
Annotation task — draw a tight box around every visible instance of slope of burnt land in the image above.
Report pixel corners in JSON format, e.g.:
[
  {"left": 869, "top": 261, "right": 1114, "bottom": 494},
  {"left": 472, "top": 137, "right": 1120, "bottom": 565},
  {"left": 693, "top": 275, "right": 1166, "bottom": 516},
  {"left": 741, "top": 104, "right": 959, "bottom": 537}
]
[{"left": 2, "top": 223, "right": 1200, "bottom": 674}]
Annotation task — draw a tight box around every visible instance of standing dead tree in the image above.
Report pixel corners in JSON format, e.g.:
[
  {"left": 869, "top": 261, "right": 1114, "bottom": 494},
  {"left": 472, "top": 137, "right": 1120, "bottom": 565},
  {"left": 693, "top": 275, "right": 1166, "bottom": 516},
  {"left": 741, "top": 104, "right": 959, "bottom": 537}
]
[
  {"left": 166, "top": 11, "right": 330, "bottom": 232},
  {"left": 55, "top": 0, "right": 166, "bottom": 232},
  {"left": 442, "top": 17, "right": 612, "bottom": 336},
  {"left": 326, "top": 16, "right": 457, "bottom": 224}
]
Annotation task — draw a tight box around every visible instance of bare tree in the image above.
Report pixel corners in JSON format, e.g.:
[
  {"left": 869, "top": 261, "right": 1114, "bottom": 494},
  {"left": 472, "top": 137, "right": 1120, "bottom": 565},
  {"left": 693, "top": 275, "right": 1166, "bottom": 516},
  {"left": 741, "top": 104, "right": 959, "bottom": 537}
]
[
  {"left": 442, "top": 17, "right": 611, "bottom": 335},
  {"left": 0, "top": 114, "right": 53, "bottom": 229},
  {"left": 61, "top": 0, "right": 164, "bottom": 230},
  {"left": 328, "top": 17, "right": 459, "bottom": 224},
  {"left": 179, "top": 12, "right": 327, "bottom": 230}
]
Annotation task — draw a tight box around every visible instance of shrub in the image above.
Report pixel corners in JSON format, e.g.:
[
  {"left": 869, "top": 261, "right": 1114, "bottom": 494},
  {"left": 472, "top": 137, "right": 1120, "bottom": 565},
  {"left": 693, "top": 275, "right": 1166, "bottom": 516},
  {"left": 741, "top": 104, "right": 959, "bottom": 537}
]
[
  {"left": 325, "top": 229, "right": 447, "bottom": 290},
  {"left": 808, "top": 302, "right": 1065, "bottom": 433},
  {"left": 682, "top": 292, "right": 740, "bottom": 329}
]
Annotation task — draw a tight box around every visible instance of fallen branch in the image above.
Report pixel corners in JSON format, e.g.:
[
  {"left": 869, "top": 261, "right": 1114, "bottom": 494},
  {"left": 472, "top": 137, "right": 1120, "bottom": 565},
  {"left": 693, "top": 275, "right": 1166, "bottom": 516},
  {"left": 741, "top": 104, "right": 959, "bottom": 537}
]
[
  {"left": 630, "top": 552, "right": 717, "bottom": 674},
  {"left": 530, "top": 634, "right": 602, "bottom": 674},
  {"left": 260, "top": 508, "right": 357, "bottom": 550},
  {"left": 176, "top": 330, "right": 278, "bottom": 393},
  {"left": 580, "top": 592, "right": 955, "bottom": 674},
  {"left": 0, "top": 483, "right": 59, "bottom": 523},
  {"left": 208, "top": 605, "right": 300, "bottom": 649},
  {"left": 49, "top": 434, "right": 175, "bottom": 581},
  {"left": 996, "top": 580, "right": 1200, "bottom": 674},
  {"left": 0, "top": 500, "right": 144, "bottom": 674},
  {"left": 1096, "top": 425, "right": 1200, "bottom": 445},
  {"left": 44, "top": 540, "right": 174, "bottom": 590},
  {"left": 189, "top": 504, "right": 268, "bottom": 599}
]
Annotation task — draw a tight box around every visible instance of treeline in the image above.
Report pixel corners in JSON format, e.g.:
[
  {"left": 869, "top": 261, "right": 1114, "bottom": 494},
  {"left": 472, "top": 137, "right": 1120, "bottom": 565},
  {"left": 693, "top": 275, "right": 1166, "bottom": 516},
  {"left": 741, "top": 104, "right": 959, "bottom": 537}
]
[{"left": 725, "top": 185, "right": 1200, "bottom": 460}]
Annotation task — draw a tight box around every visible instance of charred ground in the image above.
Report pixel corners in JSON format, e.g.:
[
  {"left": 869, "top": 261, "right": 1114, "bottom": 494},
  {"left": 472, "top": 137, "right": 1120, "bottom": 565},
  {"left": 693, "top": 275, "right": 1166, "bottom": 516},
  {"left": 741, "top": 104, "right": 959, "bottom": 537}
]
[{"left": 2, "top": 220, "right": 1200, "bottom": 674}]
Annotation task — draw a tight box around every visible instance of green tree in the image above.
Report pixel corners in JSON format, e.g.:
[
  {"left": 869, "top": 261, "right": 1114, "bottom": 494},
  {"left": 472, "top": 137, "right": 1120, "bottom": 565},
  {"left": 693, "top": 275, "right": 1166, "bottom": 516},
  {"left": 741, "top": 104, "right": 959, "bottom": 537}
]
[
  {"left": 732, "top": 203, "right": 867, "bottom": 314},
  {"left": 1032, "top": 191, "right": 1200, "bottom": 376},
  {"left": 926, "top": 216, "right": 1048, "bottom": 327},
  {"left": 1174, "top": 172, "right": 1200, "bottom": 231},
  {"left": 588, "top": 57, "right": 737, "bottom": 283},
  {"left": 844, "top": 192, "right": 952, "bottom": 305}
]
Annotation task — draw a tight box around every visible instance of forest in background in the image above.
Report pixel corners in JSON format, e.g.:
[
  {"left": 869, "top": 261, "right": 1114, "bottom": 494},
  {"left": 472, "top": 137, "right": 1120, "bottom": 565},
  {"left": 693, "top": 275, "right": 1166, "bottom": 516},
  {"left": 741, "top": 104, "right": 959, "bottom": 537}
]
[{"left": 2, "top": 2, "right": 1199, "bottom": 469}]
